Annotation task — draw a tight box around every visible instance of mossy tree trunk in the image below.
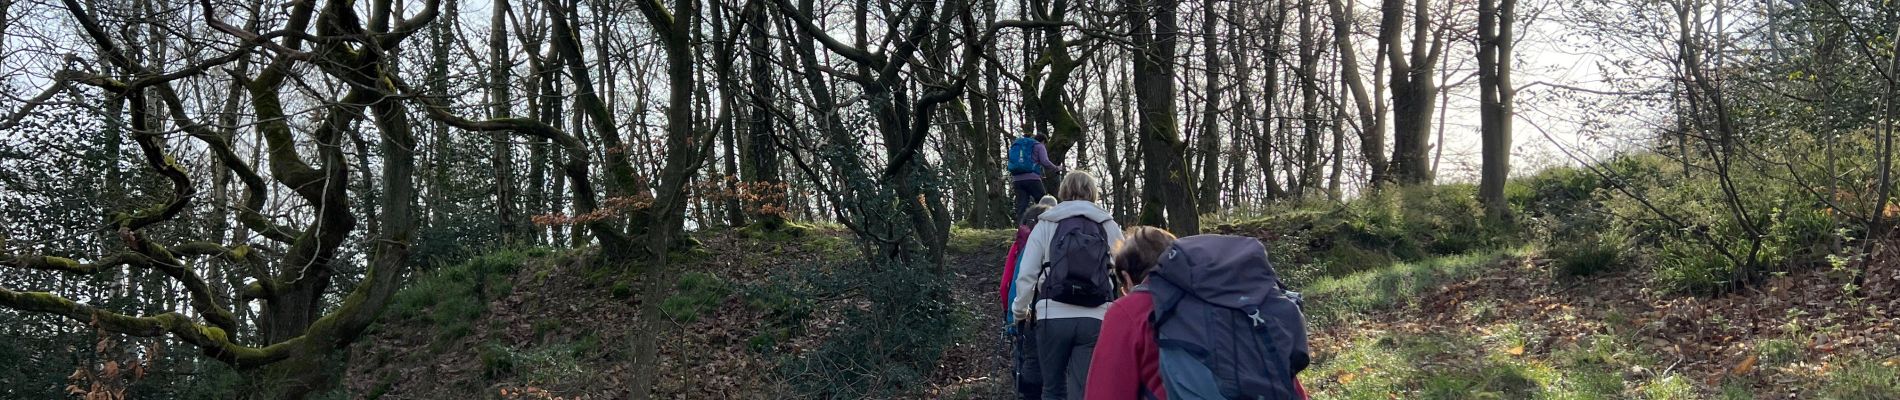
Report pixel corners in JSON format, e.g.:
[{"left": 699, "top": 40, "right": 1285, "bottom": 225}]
[{"left": 1128, "top": 0, "right": 1202, "bottom": 235}]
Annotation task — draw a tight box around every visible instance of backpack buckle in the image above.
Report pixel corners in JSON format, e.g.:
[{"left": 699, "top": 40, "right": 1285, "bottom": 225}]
[{"left": 1248, "top": 309, "right": 1267, "bottom": 327}]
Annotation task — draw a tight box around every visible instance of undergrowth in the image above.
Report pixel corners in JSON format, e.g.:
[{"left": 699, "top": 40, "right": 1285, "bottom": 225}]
[{"left": 386, "top": 248, "right": 544, "bottom": 344}]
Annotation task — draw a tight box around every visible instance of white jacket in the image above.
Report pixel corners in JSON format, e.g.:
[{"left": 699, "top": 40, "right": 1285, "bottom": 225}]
[{"left": 1010, "top": 200, "right": 1125, "bottom": 321}]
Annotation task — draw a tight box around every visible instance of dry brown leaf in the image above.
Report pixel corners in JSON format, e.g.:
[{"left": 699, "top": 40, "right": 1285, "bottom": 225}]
[
  {"left": 1732, "top": 355, "right": 1758, "bottom": 376},
  {"left": 1506, "top": 345, "right": 1526, "bottom": 356}
]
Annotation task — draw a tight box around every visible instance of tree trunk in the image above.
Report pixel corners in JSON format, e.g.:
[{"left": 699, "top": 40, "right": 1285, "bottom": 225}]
[
  {"left": 490, "top": 0, "right": 520, "bottom": 242},
  {"left": 1227, "top": 16, "right": 1254, "bottom": 208},
  {"left": 526, "top": 27, "right": 551, "bottom": 245},
  {"left": 1297, "top": 0, "right": 1322, "bottom": 195},
  {"left": 547, "top": 0, "right": 639, "bottom": 256},
  {"left": 1195, "top": 0, "right": 1224, "bottom": 210},
  {"left": 1129, "top": 0, "right": 1201, "bottom": 235},
  {"left": 640, "top": 0, "right": 713, "bottom": 260},
  {"left": 1101, "top": 62, "right": 1127, "bottom": 221},
  {"left": 1477, "top": 0, "right": 1516, "bottom": 220},
  {"left": 1382, "top": 0, "right": 1441, "bottom": 185},
  {"left": 742, "top": 0, "right": 786, "bottom": 229},
  {"left": 1330, "top": 0, "right": 1387, "bottom": 188},
  {"left": 1254, "top": 3, "right": 1290, "bottom": 200}
]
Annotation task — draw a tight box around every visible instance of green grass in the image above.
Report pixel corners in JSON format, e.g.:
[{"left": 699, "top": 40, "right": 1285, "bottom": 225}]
[
  {"left": 947, "top": 227, "right": 1015, "bottom": 255},
  {"left": 1301, "top": 246, "right": 1530, "bottom": 325},
  {"left": 1308, "top": 327, "right": 1703, "bottom": 400},
  {"left": 1820, "top": 358, "right": 1900, "bottom": 400},
  {"left": 660, "top": 272, "right": 731, "bottom": 322},
  {"left": 1757, "top": 338, "right": 1802, "bottom": 365},
  {"left": 479, "top": 335, "right": 602, "bottom": 385},
  {"left": 386, "top": 249, "right": 534, "bottom": 344}
]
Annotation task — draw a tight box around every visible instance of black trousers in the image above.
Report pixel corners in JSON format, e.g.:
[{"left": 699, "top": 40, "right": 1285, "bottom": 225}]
[
  {"left": 1013, "top": 179, "right": 1048, "bottom": 221},
  {"left": 1013, "top": 322, "right": 1043, "bottom": 400},
  {"left": 1035, "top": 317, "right": 1101, "bottom": 400}
]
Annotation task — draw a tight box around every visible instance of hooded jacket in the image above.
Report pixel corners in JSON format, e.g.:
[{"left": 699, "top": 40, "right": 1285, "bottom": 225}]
[
  {"left": 1010, "top": 200, "right": 1125, "bottom": 321},
  {"left": 1000, "top": 225, "right": 1032, "bottom": 326}
]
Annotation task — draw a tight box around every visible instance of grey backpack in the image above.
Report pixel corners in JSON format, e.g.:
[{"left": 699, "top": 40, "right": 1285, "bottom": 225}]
[
  {"left": 1037, "top": 216, "right": 1114, "bottom": 307},
  {"left": 1147, "top": 235, "right": 1309, "bottom": 399}
]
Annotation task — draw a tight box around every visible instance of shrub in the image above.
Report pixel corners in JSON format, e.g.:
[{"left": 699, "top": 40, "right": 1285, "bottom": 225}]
[
  {"left": 610, "top": 280, "right": 635, "bottom": 299},
  {"left": 1653, "top": 239, "right": 1736, "bottom": 295},
  {"left": 1756, "top": 338, "right": 1801, "bottom": 365},
  {"left": 1551, "top": 236, "right": 1622, "bottom": 277},
  {"left": 1762, "top": 205, "right": 1836, "bottom": 269},
  {"left": 480, "top": 342, "right": 516, "bottom": 380},
  {"left": 783, "top": 259, "right": 957, "bottom": 398}
]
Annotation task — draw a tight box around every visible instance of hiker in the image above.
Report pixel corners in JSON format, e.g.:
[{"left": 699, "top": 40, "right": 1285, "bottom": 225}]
[
  {"left": 1008, "top": 133, "right": 1065, "bottom": 219},
  {"left": 1012, "top": 171, "right": 1123, "bottom": 400},
  {"left": 1003, "top": 195, "right": 1061, "bottom": 311},
  {"left": 1004, "top": 195, "right": 1059, "bottom": 400},
  {"left": 1082, "top": 226, "right": 1176, "bottom": 400},
  {"left": 1085, "top": 229, "right": 1311, "bottom": 400}
]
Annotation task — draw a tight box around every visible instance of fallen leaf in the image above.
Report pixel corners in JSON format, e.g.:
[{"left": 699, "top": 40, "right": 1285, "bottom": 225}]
[
  {"left": 1507, "top": 345, "right": 1526, "bottom": 356},
  {"left": 1339, "top": 372, "right": 1357, "bottom": 384},
  {"left": 1732, "top": 355, "right": 1758, "bottom": 376}
]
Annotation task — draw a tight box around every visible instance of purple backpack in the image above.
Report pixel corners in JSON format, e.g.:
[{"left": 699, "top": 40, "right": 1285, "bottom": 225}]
[
  {"left": 1037, "top": 216, "right": 1114, "bottom": 307},
  {"left": 1147, "top": 235, "right": 1309, "bottom": 400}
]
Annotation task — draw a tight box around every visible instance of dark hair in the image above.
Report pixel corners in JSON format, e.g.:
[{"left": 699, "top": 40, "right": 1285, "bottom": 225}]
[
  {"left": 1020, "top": 204, "right": 1053, "bottom": 227},
  {"left": 1113, "top": 226, "right": 1178, "bottom": 282}
]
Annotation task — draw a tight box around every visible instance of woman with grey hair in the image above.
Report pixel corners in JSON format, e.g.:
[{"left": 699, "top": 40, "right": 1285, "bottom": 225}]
[{"left": 1009, "top": 170, "right": 1123, "bottom": 400}]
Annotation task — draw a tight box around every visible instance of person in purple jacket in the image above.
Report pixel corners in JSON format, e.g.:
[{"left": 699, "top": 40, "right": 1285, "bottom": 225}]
[{"left": 1008, "top": 133, "right": 1066, "bottom": 218}]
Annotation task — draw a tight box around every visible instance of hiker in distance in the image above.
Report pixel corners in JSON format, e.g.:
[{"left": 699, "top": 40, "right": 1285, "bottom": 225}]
[
  {"left": 1011, "top": 171, "right": 1122, "bottom": 400},
  {"left": 1008, "top": 132, "right": 1066, "bottom": 218},
  {"left": 1003, "top": 196, "right": 1060, "bottom": 400}
]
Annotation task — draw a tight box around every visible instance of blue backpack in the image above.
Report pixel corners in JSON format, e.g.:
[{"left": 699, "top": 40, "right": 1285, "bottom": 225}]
[
  {"left": 1147, "top": 235, "right": 1309, "bottom": 400},
  {"left": 1007, "top": 137, "right": 1040, "bottom": 174}
]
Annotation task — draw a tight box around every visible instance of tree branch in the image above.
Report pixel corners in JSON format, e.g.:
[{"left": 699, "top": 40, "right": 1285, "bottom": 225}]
[{"left": 0, "top": 287, "right": 290, "bottom": 367}]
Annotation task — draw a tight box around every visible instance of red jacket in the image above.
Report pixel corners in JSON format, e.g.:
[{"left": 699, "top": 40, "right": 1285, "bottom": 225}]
[
  {"left": 1084, "top": 287, "right": 1310, "bottom": 400},
  {"left": 1086, "top": 290, "right": 1166, "bottom": 400},
  {"left": 1000, "top": 226, "right": 1032, "bottom": 313}
]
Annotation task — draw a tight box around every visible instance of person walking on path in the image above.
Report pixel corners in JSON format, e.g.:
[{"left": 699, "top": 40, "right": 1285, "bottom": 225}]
[
  {"left": 1003, "top": 196, "right": 1059, "bottom": 400},
  {"left": 1008, "top": 133, "right": 1065, "bottom": 218},
  {"left": 1011, "top": 171, "right": 1121, "bottom": 400},
  {"left": 1086, "top": 230, "right": 1312, "bottom": 400},
  {"left": 1083, "top": 226, "right": 1177, "bottom": 400}
]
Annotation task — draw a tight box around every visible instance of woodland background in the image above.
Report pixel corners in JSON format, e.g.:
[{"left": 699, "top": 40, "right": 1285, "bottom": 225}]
[{"left": 1, "top": 0, "right": 1898, "bottom": 397}]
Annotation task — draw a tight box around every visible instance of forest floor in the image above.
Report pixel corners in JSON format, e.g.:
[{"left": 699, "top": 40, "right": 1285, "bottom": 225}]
[
  {"left": 1294, "top": 246, "right": 1900, "bottom": 399},
  {"left": 341, "top": 226, "right": 1900, "bottom": 399}
]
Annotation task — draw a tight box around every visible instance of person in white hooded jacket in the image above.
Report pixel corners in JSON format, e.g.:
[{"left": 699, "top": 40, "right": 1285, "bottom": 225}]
[{"left": 1010, "top": 170, "right": 1124, "bottom": 400}]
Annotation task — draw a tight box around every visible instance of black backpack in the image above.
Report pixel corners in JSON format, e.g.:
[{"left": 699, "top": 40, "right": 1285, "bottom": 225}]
[
  {"left": 1147, "top": 235, "right": 1309, "bottom": 400},
  {"left": 1037, "top": 216, "right": 1115, "bottom": 307}
]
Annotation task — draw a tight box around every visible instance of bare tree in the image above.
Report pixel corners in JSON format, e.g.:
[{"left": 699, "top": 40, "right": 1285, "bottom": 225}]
[{"left": 1477, "top": 0, "right": 1516, "bottom": 219}]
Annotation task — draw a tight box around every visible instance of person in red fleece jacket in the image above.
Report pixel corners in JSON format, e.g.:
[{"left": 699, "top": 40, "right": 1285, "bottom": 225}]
[
  {"left": 1085, "top": 227, "right": 1308, "bottom": 400},
  {"left": 1004, "top": 197, "right": 1057, "bottom": 400}
]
